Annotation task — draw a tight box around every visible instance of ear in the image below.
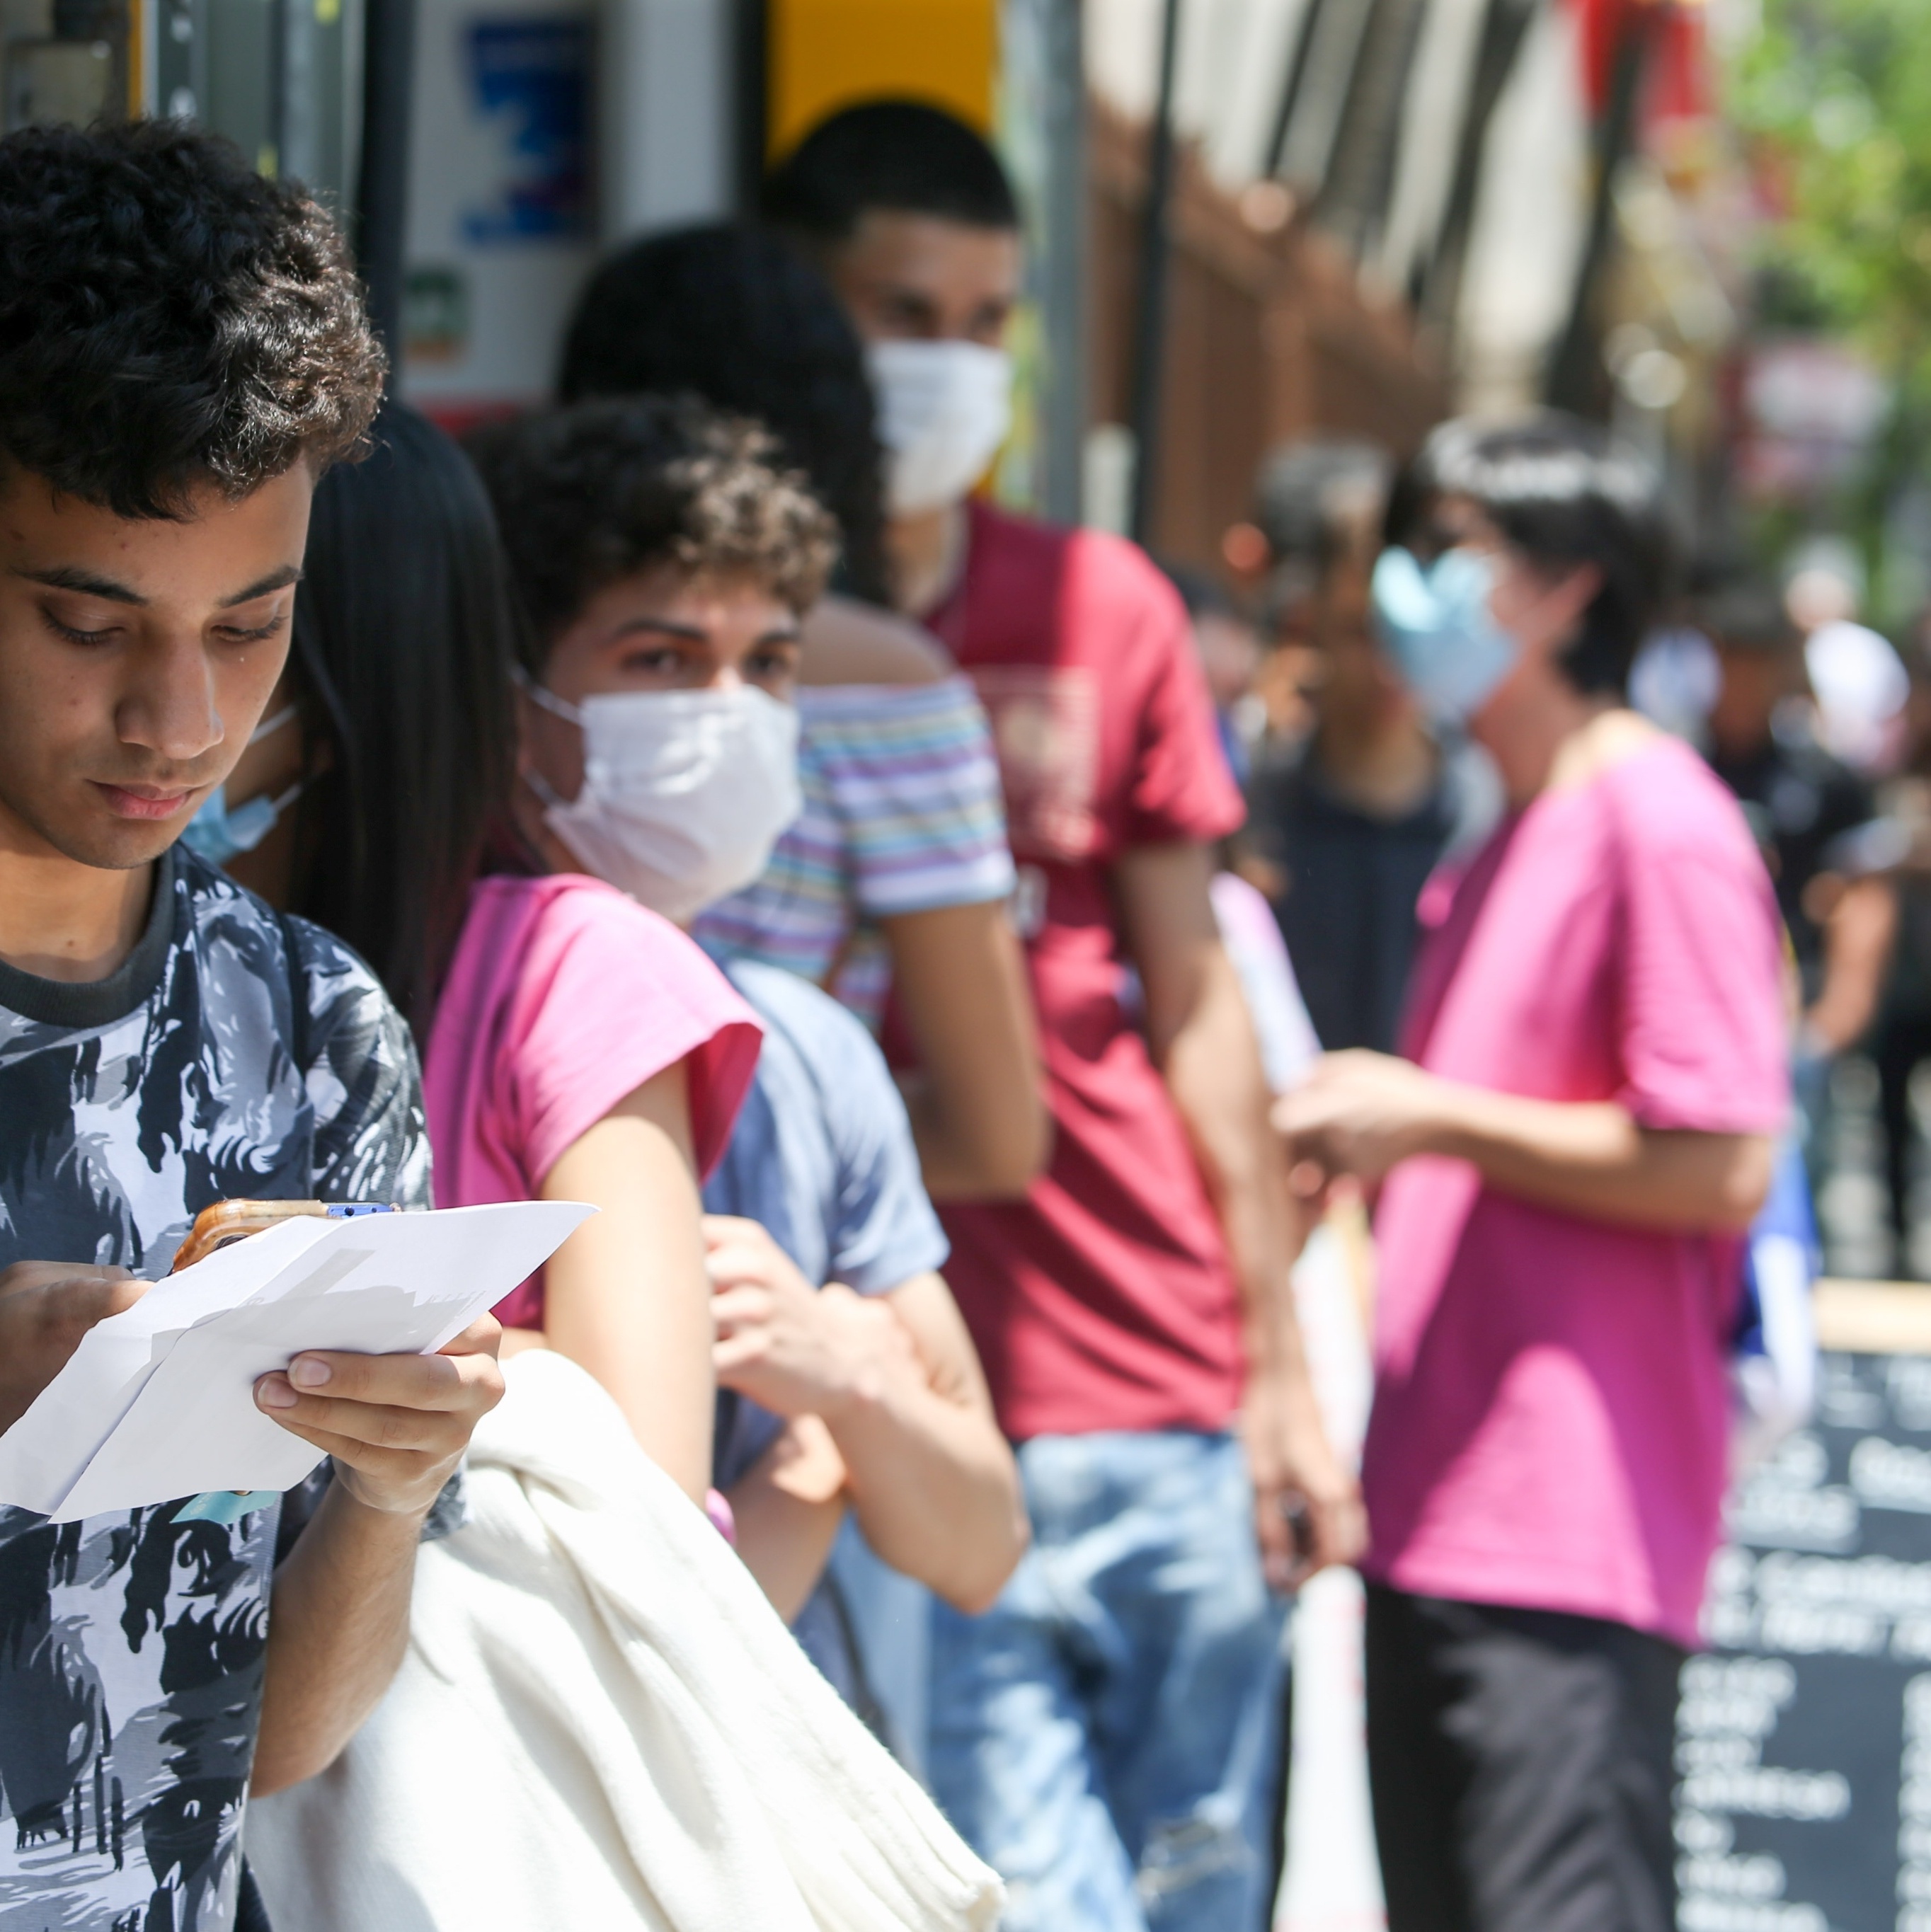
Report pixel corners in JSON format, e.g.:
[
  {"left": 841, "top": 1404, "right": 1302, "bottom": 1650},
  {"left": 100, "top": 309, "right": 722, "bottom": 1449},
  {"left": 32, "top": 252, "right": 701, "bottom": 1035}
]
[{"left": 1542, "top": 562, "right": 1603, "bottom": 647}]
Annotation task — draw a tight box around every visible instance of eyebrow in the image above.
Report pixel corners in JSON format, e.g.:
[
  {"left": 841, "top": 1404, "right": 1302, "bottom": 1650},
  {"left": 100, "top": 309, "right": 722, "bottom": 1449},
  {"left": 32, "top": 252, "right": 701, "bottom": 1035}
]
[
  {"left": 609, "top": 617, "right": 803, "bottom": 645},
  {"left": 13, "top": 562, "right": 302, "bottom": 608}
]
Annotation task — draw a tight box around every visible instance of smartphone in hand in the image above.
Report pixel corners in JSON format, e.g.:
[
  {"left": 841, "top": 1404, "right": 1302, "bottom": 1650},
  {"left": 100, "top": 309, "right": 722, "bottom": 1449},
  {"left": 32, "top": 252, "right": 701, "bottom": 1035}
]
[{"left": 170, "top": 1200, "right": 396, "bottom": 1272}]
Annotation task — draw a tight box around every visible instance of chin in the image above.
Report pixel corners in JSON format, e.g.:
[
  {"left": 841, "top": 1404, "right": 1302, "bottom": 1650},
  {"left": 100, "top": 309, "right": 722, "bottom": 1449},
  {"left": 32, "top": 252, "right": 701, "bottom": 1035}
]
[{"left": 35, "top": 814, "right": 185, "bottom": 875}]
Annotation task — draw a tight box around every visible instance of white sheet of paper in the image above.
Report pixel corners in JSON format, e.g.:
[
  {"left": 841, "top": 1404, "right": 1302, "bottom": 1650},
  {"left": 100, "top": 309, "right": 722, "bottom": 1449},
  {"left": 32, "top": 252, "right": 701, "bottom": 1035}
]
[
  {"left": 0, "top": 1217, "right": 337, "bottom": 1517},
  {"left": 0, "top": 1201, "right": 592, "bottom": 1522}
]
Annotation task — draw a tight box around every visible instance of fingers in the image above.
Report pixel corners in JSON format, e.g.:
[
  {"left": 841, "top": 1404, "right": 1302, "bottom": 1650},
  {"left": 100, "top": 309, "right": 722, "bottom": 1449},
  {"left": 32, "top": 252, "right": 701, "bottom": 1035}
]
[
  {"left": 270, "top": 1345, "right": 500, "bottom": 1413},
  {"left": 438, "top": 1314, "right": 504, "bottom": 1359},
  {"left": 253, "top": 1347, "right": 505, "bottom": 1466},
  {"left": 1307, "top": 1485, "right": 1368, "bottom": 1572},
  {"left": 1252, "top": 1485, "right": 1301, "bottom": 1594},
  {"left": 701, "top": 1214, "right": 770, "bottom": 1251},
  {"left": 710, "top": 1284, "right": 772, "bottom": 1335}
]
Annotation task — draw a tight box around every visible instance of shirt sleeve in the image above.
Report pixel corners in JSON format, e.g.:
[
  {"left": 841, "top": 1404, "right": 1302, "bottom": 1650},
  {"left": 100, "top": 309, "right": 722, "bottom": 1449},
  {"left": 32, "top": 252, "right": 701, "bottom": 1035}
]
[
  {"left": 1098, "top": 538, "right": 1247, "bottom": 849},
  {"left": 803, "top": 675, "right": 1017, "bottom": 922},
  {"left": 508, "top": 886, "right": 763, "bottom": 1190},
  {"left": 292, "top": 917, "right": 432, "bottom": 1209},
  {"left": 814, "top": 993, "right": 950, "bottom": 1296},
  {"left": 1613, "top": 786, "right": 1792, "bottom": 1136}
]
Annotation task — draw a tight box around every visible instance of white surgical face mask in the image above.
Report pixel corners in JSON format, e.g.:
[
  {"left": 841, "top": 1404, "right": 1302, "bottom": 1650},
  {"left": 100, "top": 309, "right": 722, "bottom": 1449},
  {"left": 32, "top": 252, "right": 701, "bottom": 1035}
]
[
  {"left": 520, "top": 679, "right": 803, "bottom": 924},
  {"left": 866, "top": 339, "right": 1014, "bottom": 517}
]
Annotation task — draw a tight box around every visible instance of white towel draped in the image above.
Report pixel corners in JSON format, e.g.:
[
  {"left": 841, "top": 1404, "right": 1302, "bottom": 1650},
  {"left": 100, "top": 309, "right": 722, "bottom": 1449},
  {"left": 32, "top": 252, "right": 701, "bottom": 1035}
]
[{"left": 248, "top": 1348, "right": 1002, "bottom": 1932}]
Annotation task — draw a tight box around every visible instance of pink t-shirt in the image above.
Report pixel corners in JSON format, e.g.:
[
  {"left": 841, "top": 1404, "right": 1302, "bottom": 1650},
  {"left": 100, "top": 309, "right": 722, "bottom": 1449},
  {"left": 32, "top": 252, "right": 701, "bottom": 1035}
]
[
  {"left": 424, "top": 873, "right": 762, "bottom": 1328},
  {"left": 1361, "top": 736, "right": 1789, "bottom": 1648}
]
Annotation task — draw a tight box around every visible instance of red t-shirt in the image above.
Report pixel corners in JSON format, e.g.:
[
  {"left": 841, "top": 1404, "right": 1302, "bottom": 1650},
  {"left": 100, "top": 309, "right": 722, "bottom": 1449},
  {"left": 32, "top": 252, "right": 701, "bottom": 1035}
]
[{"left": 916, "top": 502, "right": 1247, "bottom": 1440}]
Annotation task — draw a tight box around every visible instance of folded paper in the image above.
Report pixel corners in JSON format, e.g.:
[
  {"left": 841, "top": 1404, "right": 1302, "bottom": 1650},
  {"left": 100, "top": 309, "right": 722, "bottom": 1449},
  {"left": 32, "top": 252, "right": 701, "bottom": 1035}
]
[{"left": 0, "top": 1200, "right": 593, "bottom": 1521}]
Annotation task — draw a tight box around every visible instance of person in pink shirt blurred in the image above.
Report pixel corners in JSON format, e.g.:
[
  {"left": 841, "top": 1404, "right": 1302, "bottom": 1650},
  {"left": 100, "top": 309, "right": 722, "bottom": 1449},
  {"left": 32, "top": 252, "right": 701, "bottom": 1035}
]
[{"left": 1277, "top": 414, "right": 1789, "bottom": 1932}]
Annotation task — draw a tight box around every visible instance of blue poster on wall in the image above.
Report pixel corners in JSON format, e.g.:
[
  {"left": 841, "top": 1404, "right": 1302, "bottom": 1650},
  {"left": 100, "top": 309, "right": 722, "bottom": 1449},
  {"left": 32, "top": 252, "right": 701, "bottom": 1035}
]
[{"left": 462, "top": 15, "right": 594, "bottom": 244}]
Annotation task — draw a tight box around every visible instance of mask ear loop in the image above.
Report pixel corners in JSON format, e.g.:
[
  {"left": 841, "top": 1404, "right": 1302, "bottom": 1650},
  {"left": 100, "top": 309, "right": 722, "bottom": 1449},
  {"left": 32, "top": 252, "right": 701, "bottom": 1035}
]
[
  {"left": 510, "top": 665, "right": 578, "bottom": 810},
  {"left": 247, "top": 703, "right": 301, "bottom": 748},
  {"left": 510, "top": 663, "right": 585, "bottom": 726}
]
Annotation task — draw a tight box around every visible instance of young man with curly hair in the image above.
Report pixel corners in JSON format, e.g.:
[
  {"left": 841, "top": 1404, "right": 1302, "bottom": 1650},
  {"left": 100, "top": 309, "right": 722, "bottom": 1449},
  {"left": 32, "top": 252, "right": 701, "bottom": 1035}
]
[{"left": 0, "top": 121, "right": 502, "bottom": 1931}]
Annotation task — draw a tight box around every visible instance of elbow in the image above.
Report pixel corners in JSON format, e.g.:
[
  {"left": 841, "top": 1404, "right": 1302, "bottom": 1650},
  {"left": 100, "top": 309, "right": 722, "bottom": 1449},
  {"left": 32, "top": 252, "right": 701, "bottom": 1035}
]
[
  {"left": 1714, "top": 1139, "right": 1775, "bottom": 1233},
  {"left": 249, "top": 1737, "right": 343, "bottom": 1800},
  {"left": 955, "top": 1105, "right": 1053, "bottom": 1200},
  {"left": 939, "top": 1500, "right": 1031, "bottom": 1616}
]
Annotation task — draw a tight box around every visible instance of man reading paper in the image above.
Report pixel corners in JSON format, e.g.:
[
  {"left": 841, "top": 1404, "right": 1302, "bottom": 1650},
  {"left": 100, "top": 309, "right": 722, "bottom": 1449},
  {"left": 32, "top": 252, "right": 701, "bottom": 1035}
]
[{"left": 0, "top": 122, "right": 502, "bottom": 1931}]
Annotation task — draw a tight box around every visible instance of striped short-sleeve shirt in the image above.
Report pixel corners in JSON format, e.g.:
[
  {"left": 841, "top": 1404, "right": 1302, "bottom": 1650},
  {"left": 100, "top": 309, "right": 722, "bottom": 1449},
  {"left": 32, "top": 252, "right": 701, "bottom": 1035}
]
[{"left": 694, "top": 674, "right": 1015, "bottom": 1025}]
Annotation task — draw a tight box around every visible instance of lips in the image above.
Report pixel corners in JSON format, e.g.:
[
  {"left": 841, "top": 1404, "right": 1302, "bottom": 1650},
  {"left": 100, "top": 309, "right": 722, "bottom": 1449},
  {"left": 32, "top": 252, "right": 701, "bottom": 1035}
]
[{"left": 93, "top": 781, "right": 198, "bottom": 822}]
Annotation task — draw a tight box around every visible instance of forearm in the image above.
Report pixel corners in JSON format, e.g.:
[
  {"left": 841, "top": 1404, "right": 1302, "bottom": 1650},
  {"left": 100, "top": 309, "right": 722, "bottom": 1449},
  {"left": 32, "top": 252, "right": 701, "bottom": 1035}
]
[
  {"left": 1421, "top": 1083, "right": 1772, "bottom": 1229},
  {"left": 827, "top": 1379, "right": 1026, "bottom": 1614},
  {"left": 1806, "top": 876, "right": 1898, "bottom": 1054},
  {"left": 541, "top": 1076, "right": 714, "bottom": 1501},
  {"left": 885, "top": 902, "right": 1047, "bottom": 1198},
  {"left": 253, "top": 1480, "right": 424, "bottom": 1795},
  {"left": 1162, "top": 952, "right": 1313, "bottom": 1378},
  {"left": 727, "top": 1419, "right": 847, "bottom": 1623}
]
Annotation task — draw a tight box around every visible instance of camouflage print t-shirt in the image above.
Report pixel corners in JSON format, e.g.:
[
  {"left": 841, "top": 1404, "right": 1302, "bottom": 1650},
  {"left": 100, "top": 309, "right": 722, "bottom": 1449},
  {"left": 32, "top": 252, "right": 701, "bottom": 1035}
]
[{"left": 0, "top": 844, "right": 430, "bottom": 1932}]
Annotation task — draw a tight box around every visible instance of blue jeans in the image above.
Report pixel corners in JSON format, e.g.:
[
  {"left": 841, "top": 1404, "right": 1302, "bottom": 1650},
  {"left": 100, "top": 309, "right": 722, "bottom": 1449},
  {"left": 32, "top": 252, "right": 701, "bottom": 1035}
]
[{"left": 929, "top": 1430, "right": 1287, "bottom": 1932}]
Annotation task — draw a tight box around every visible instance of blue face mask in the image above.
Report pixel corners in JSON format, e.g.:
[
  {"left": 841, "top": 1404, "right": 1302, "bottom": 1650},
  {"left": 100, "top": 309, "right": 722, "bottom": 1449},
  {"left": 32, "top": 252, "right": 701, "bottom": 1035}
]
[
  {"left": 178, "top": 706, "right": 303, "bottom": 866},
  {"left": 1370, "top": 546, "right": 1518, "bottom": 724}
]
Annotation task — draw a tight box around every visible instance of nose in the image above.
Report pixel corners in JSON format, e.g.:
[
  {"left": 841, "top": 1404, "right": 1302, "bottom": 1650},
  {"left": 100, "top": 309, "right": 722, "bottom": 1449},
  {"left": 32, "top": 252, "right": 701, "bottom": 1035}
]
[{"left": 115, "top": 628, "right": 224, "bottom": 766}]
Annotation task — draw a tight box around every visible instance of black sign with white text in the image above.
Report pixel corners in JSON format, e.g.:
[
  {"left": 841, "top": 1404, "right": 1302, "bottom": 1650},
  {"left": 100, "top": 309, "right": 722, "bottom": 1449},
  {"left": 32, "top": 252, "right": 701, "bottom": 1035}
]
[{"left": 1678, "top": 1352, "right": 1931, "bottom": 1932}]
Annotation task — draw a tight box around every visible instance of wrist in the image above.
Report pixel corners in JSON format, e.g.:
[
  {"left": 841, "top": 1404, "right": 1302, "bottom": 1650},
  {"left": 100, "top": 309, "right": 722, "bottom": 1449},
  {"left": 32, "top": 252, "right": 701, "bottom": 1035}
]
[{"left": 327, "top": 1462, "right": 447, "bottom": 1526}]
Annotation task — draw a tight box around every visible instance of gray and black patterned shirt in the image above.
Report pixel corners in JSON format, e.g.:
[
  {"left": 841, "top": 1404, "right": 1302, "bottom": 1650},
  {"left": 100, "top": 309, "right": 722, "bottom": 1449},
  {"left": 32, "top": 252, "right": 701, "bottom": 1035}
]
[{"left": 0, "top": 844, "right": 430, "bottom": 1932}]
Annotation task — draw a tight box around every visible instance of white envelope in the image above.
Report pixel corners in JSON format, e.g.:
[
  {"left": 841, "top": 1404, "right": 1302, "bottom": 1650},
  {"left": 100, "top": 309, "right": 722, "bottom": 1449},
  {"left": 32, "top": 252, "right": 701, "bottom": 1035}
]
[{"left": 0, "top": 1200, "right": 594, "bottom": 1522}]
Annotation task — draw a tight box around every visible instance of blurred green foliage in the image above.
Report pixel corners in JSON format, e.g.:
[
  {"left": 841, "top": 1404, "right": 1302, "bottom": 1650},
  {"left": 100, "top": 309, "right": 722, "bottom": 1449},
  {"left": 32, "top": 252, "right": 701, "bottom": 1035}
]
[{"left": 1727, "top": 0, "right": 1931, "bottom": 620}]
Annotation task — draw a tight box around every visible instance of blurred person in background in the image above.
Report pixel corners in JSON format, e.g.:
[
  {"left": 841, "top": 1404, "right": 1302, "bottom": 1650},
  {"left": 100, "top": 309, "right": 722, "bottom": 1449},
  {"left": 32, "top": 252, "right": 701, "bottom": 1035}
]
[
  {"left": 1244, "top": 437, "right": 1494, "bottom": 1055},
  {"left": 1164, "top": 561, "right": 1266, "bottom": 786},
  {"left": 558, "top": 223, "right": 1044, "bottom": 1204},
  {"left": 768, "top": 100, "right": 1359, "bottom": 1932},
  {"left": 1278, "top": 413, "right": 1788, "bottom": 1932},
  {"left": 1787, "top": 556, "right": 1909, "bottom": 776},
  {"left": 1697, "top": 576, "right": 1898, "bottom": 1167},
  {"left": 1867, "top": 631, "right": 1931, "bottom": 1271}
]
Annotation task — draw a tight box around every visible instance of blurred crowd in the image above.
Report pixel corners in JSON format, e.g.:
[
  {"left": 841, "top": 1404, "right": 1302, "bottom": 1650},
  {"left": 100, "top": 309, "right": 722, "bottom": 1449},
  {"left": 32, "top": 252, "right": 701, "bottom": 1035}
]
[{"left": 0, "top": 94, "right": 1860, "bottom": 1932}]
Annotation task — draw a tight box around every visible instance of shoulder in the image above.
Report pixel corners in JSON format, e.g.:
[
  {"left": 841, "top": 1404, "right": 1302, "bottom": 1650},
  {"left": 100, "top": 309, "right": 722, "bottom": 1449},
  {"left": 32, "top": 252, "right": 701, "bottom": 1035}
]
[
  {"left": 1600, "top": 737, "right": 1772, "bottom": 882},
  {"left": 174, "top": 847, "right": 401, "bottom": 1059},
  {"left": 469, "top": 870, "right": 714, "bottom": 987},
  {"left": 799, "top": 670, "right": 993, "bottom": 756},
  {"left": 443, "top": 872, "right": 755, "bottom": 1062},
  {"left": 723, "top": 957, "right": 883, "bottom": 1077},
  {"left": 975, "top": 502, "right": 1181, "bottom": 621},
  {"left": 798, "top": 594, "right": 953, "bottom": 687}
]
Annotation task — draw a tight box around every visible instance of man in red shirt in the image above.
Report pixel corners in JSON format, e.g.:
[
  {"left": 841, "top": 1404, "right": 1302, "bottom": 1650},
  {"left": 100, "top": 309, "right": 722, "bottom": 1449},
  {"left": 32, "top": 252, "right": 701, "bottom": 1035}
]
[{"left": 767, "top": 103, "right": 1360, "bottom": 1931}]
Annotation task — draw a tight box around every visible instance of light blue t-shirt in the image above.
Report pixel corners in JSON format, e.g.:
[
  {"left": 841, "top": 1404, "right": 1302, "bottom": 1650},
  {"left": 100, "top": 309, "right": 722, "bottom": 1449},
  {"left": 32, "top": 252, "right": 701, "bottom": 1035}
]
[{"left": 702, "top": 957, "right": 949, "bottom": 1490}]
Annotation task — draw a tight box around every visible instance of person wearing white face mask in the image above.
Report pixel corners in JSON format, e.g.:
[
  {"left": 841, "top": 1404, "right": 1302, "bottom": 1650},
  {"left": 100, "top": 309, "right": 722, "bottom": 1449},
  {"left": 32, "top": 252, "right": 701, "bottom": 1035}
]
[
  {"left": 466, "top": 393, "right": 1027, "bottom": 1698},
  {"left": 768, "top": 102, "right": 1358, "bottom": 1932},
  {"left": 228, "top": 398, "right": 1010, "bottom": 1932}
]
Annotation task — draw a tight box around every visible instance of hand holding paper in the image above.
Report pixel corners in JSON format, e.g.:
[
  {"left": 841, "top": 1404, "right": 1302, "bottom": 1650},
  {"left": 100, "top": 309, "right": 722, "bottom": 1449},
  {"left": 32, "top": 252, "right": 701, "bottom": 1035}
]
[{"left": 0, "top": 1200, "right": 593, "bottom": 1521}]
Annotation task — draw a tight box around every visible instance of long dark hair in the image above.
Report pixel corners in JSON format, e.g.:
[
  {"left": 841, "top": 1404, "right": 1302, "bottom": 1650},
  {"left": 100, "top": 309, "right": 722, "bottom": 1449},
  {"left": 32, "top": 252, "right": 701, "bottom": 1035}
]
[
  {"left": 287, "top": 402, "right": 519, "bottom": 1028},
  {"left": 557, "top": 222, "right": 890, "bottom": 606}
]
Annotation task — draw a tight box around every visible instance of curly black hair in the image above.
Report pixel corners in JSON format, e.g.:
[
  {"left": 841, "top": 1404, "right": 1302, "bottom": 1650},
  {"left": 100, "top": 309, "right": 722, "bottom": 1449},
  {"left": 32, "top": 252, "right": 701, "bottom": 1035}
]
[
  {"left": 0, "top": 120, "right": 384, "bottom": 519},
  {"left": 557, "top": 223, "right": 890, "bottom": 606},
  {"left": 466, "top": 395, "right": 840, "bottom": 665}
]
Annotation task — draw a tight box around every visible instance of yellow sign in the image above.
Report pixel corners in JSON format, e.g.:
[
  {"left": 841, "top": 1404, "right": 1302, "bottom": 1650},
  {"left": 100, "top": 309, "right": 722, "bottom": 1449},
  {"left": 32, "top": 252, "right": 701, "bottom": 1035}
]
[{"left": 766, "top": 0, "right": 997, "bottom": 161}]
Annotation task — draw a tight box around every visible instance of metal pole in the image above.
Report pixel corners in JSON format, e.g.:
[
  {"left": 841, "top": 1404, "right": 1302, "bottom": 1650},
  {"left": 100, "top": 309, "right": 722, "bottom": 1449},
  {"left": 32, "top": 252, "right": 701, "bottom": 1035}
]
[
  {"left": 1041, "top": 0, "right": 1087, "bottom": 525},
  {"left": 1127, "top": 0, "right": 1182, "bottom": 548},
  {"left": 1546, "top": 4, "right": 1653, "bottom": 413},
  {"left": 355, "top": 0, "right": 417, "bottom": 377}
]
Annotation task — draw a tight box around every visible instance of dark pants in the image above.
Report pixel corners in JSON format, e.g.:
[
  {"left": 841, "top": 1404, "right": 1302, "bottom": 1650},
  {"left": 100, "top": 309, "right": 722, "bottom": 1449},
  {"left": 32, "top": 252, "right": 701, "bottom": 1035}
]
[{"left": 1364, "top": 1584, "right": 1684, "bottom": 1932}]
